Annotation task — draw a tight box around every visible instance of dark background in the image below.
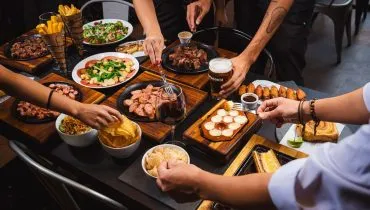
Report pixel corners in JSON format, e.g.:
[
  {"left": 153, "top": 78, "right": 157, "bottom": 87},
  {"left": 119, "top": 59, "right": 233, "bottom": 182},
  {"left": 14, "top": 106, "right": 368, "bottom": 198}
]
[{"left": 0, "top": 0, "right": 103, "bottom": 45}]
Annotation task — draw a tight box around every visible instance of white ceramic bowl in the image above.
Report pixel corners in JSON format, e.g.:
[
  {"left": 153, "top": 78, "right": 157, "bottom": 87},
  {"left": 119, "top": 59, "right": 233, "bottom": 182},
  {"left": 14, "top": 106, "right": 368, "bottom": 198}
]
[
  {"left": 142, "top": 144, "right": 190, "bottom": 178},
  {"left": 98, "top": 122, "right": 141, "bottom": 158},
  {"left": 55, "top": 114, "right": 97, "bottom": 147}
]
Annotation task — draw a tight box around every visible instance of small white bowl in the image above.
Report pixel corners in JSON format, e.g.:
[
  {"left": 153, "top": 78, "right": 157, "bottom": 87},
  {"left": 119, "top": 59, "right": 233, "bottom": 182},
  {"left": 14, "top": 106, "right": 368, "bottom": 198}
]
[
  {"left": 55, "top": 113, "right": 97, "bottom": 147},
  {"left": 241, "top": 93, "right": 259, "bottom": 110},
  {"left": 98, "top": 122, "right": 141, "bottom": 158},
  {"left": 142, "top": 144, "right": 190, "bottom": 179}
]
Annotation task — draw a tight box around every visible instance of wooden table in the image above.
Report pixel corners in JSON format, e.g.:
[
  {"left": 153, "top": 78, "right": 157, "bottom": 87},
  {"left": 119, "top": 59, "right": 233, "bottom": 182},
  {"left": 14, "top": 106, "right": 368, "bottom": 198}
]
[
  {"left": 197, "top": 134, "right": 308, "bottom": 210},
  {"left": 101, "top": 71, "right": 208, "bottom": 143},
  {"left": 0, "top": 73, "right": 105, "bottom": 144},
  {"left": 141, "top": 40, "right": 237, "bottom": 89},
  {"left": 0, "top": 29, "right": 73, "bottom": 73}
]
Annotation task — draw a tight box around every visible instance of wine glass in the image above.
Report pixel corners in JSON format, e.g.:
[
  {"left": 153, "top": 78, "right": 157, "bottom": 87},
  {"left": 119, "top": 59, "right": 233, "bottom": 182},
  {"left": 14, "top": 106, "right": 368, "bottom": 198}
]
[{"left": 156, "top": 84, "right": 186, "bottom": 142}]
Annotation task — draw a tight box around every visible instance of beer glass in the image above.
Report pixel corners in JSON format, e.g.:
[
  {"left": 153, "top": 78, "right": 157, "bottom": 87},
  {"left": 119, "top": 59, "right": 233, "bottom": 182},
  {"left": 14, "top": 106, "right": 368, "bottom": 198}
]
[{"left": 208, "top": 58, "right": 233, "bottom": 100}]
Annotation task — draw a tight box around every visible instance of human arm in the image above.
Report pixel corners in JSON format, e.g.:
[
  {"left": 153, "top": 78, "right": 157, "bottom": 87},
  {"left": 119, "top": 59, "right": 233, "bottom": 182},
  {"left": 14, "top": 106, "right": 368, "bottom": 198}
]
[
  {"left": 186, "top": 0, "right": 212, "bottom": 32},
  {"left": 257, "top": 86, "right": 370, "bottom": 126},
  {"left": 220, "top": 0, "right": 294, "bottom": 97},
  {"left": 215, "top": 0, "right": 228, "bottom": 26},
  {"left": 156, "top": 161, "right": 275, "bottom": 209},
  {"left": 132, "top": 0, "right": 164, "bottom": 64},
  {"left": 0, "top": 65, "right": 121, "bottom": 129}
]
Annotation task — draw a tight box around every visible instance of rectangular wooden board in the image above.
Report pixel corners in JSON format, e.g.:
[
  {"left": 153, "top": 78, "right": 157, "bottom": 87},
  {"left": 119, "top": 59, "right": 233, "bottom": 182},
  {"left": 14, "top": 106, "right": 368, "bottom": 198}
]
[
  {"left": 0, "top": 30, "right": 73, "bottom": 73},
  {"left": 141, "top": 40, "right": 237, "bottom": 89},
  {"left": 0, "top": 73, "right": 105, "bottom": 144},
  {"left": 183, "top": 99, "right": 262, "bottom": 162},
  {"left": 101, "top": 71, "right": 208, "bottom": 143},
  {"left": 197, "top": 134, "right": 308, "bottom": 210}
]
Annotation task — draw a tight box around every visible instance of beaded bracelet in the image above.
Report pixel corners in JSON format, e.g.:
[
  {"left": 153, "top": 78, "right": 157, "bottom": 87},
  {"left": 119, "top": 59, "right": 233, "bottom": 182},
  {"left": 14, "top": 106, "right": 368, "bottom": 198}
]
[
  {"left": 46, "top": 89, "right": 55, "bottom": 110},
  {"left": 309, "top": 98, "right": 320, "bottom": 135}
]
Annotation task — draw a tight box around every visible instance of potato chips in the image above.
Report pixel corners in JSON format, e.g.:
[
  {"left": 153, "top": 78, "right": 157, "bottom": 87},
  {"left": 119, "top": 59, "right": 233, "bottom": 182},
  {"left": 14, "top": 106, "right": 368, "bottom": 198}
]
[
  {"left": 145, "top": 146, "right": 188, "bottom": 177},
  {"left": 98, "top": 115, "right": 138, "bottom": 148}
]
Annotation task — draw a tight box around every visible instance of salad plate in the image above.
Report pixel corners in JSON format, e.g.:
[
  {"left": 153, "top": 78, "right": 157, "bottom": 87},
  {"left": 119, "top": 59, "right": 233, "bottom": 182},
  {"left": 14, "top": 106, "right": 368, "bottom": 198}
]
[
  {"left": 83, "top": 19, "right": 133, "bottom": 46},
  {"left": 72, "top": 52, "right": 140, "bottom": 89}
]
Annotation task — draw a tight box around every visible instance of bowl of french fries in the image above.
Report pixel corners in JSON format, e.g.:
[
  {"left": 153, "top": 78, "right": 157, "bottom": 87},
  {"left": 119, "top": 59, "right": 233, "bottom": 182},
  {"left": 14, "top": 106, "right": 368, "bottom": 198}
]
[
  {"left": 58, "top": 4, "right": 80, "bottom": 17},
  {"left": 98, "top": 115, "right": 141, "bottom": 158}
]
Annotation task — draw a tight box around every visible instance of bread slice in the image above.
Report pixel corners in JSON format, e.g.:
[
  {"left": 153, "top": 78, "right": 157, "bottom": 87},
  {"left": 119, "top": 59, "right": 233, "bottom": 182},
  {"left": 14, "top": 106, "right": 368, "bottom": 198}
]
[
  {"left": 253, "top": 149, "right": 281, "bottom": 173},
  {"left": 297, "top": 121, "right": 338, "bottom": 142}
]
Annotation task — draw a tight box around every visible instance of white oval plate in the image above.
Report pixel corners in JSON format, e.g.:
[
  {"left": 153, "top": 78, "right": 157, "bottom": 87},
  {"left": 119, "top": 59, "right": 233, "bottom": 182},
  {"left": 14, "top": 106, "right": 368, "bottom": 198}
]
[
  {"left": 72, "top": 52, "right": 140, "bottom": 89},
  {"left": 83, "top": 19, "right": 133, "bottom": 46}
]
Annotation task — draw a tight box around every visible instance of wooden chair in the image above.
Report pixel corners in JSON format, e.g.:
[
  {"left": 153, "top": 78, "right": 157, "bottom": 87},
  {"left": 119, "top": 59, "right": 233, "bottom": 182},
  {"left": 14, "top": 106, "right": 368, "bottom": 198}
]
[
  {"left": 313, "top": 0, "right": 353, "bottom": 64},
  {"left": 354, "top": 0, "right": 370, "bottom": 34},
  {"left": 9, "top": 140, "right": 127, "bottom": 210}
]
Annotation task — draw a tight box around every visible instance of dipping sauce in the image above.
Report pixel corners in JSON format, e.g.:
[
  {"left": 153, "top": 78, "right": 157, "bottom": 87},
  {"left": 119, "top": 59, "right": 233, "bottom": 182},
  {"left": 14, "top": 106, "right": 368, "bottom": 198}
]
[
  {"left": 243, "top": 95, "right": 257, "bottom": 103},
  {"left": 178, "top": 31, "right": 192, "bottom": 39}
]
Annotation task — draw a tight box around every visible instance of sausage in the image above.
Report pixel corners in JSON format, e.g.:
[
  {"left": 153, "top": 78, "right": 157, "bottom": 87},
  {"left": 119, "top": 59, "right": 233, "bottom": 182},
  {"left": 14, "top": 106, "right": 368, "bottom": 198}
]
[
  {"left": 238, "top": 85, "right": 247, "bottom": 96},
  {"left": 270, "top": 85, "right": 278, "bottom": 98},
  {"left": 297, "top": 89, "right": 306, "bottom": 100},
  {"left": 255, "top": 85, "right": 263, "bottom": 98},
  {"left": 263, "top": 87, "right": 270, "bottom": 100},
  {"left": 279, "top": 86, "right": 287, "bottom": 98},
  {"left": 286, "top": 88, "right": 297, "bottom": 100}
]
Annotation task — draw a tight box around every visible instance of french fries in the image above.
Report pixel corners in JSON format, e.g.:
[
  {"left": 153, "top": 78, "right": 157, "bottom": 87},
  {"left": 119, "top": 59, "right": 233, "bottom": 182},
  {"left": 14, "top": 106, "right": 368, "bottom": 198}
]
[
  {"left": 58, "top": 4, "right": 80, "bottom": 16},
  {"left": 36, "top": 15, "right": 64, "bottom": 35}
]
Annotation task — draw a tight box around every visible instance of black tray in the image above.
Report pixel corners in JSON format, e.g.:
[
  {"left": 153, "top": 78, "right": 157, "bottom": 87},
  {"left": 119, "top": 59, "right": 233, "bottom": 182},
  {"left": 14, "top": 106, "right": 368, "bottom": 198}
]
[
  {"left": 12, "top": 82, "right": 83, "bottom": 124},
  {"left": 212, "top": 144, "right": 296, "bottom": 210},
  {"left": 4, "top": 34, "right": 49, "bottom": 61},
  {"left": 116, "top": 80, "right": 182, "bottom": 122},
  {"left": 161, "top": 42, "right": 218, "bottom": 74}
]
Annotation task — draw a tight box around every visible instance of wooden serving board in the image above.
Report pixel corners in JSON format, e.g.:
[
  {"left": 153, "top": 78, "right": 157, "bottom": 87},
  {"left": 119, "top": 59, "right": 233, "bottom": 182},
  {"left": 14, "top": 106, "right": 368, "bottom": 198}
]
[
  {"left": 197, "top": 134, "right": 308, "bottom": 210},
  {"left": 141, "top": 40, "right": 237, "bottom": 89},
  {"left": 0, "top": 29, "right": 73, "bottom": 73},
  {"left": 101, "top": 71, "right": 208, "bottom": 143},
  {"left": 0, "top": 73, "right": 105, "bottom": 144},
  {"left": 184, "top": 99, "right": 262, "bottom": 162}
]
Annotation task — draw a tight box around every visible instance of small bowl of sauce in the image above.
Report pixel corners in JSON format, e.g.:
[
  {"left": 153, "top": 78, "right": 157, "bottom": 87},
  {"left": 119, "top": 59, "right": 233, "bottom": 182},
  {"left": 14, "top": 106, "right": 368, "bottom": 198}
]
[
  {"left": 241, "top": 93, "right": 259, "bottom": 110},
  {"left": 178, "top": 31, "right": 193, "bottom": 44}
]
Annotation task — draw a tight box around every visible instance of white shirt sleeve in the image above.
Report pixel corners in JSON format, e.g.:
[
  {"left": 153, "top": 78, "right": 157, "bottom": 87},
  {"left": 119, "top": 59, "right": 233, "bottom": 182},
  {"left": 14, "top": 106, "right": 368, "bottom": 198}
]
[
  {"left": 268, "top": 82, "right": 370, "bottom": 210},
  {"left": 363, "top": 82, "right": 370, "bottom": 112}
]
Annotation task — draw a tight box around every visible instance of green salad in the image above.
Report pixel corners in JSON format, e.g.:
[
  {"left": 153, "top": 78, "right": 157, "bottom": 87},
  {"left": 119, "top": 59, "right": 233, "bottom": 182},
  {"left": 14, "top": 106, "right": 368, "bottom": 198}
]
[
  {"left": 79, "top": 57, "right": 134, "bottom": 87},
  {"left": 83, "top": 21, "right": 128, "bottom": 44}
]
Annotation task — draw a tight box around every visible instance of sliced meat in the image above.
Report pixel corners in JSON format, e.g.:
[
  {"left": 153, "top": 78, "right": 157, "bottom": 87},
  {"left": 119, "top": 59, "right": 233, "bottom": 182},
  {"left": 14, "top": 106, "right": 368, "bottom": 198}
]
[
  {"left": 124, "top": 99, "right": 134, "bottom": 106},
  {"left": 129, "top": 102, "right": 139, "bottom": 113}
]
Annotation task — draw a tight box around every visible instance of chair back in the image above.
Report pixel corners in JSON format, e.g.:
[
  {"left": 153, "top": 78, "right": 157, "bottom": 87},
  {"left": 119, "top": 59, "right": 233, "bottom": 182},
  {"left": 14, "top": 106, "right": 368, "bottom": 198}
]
[
  {"left": 192, "top": 27, "right": 275, "bottom": 78},
  {"left": 9, "top": 140, "right": 127, "bottom": 210}
]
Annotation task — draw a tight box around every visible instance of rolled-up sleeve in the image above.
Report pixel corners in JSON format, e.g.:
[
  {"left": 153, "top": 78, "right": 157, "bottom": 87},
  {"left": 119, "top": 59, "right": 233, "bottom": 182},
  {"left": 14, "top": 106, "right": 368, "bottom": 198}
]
[
  {"left": 363, "top": 82, "right": 370, "bottom": 112},
  {"left": 268, "top": 158, "right": 306, "bottom": 210}
]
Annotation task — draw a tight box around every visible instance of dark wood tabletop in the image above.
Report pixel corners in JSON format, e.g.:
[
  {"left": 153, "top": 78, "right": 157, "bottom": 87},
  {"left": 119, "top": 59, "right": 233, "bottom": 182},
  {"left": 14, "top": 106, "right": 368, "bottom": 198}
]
[{"left": 0, "top": 39, "right": 360, "bottom": 210}]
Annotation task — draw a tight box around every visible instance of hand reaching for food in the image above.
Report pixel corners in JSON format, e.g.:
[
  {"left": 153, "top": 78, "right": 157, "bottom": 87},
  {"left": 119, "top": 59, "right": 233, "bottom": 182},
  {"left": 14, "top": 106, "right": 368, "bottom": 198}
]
[
  {"left": 186, "top": 0, "right": 212, "bottom": 32},
  {"left": 156, "top": 160, "right": 201, "bottom": 198},
  {"left": 257, "top": 97, "right": 310, "bottom": 127},
  {"left": 220, "top": 56, "right": 251, "bottom": 98},
  {"left": 74, "top": 104, "right": 122, "bottom": 129},
  {"left": 144, "top": 33, "right": 165, "bottom": 64}
]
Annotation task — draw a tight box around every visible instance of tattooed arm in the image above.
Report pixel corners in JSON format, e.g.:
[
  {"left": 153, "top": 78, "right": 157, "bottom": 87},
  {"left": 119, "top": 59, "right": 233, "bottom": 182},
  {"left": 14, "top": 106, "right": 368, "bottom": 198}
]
[{"left": 220, "top": 0, "right": 294, "bottom": 97}]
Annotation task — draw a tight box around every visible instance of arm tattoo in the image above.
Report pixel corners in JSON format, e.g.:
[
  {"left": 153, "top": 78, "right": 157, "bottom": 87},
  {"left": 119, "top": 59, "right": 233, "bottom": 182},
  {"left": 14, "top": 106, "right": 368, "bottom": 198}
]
[{"left": 266, "top": 6, "right": 287, "bottom": 34}]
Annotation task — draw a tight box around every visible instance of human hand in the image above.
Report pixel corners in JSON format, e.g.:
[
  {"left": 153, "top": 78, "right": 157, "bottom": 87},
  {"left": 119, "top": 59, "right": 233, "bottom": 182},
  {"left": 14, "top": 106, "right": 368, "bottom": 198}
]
[
  {"left": 220, "top": 56, "right": 251, "bottom": 98},
  {"left": 75, "top": 103, "right": 122, "bottom": 129},
  {"left": 156, "top": 160, "right": 201, "bottom": 201},
  {"left": 187, "top": 0, "right": 212, "bottom": 32},
  {"left": 257, "top": 97, "right": 303, "bottom": 127},
  {"left": 144, "top": 33, "right": 165, "bottom": 64}
]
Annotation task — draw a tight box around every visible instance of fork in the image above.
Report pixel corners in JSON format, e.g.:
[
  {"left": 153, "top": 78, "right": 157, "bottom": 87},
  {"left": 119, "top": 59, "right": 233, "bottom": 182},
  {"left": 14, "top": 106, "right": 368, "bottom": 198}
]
[
  {"left": 159, "top": 69, "right": 174, "bottom": 95},
  {"left": 232, "top": 102, "right": 258, "bottom": 114}
]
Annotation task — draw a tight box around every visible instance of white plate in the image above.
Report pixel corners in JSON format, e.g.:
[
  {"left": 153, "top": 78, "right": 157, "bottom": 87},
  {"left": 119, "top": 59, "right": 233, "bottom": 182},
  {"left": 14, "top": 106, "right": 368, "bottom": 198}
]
[
  {"left": 116, "top": 40, "right": 145, "bottom": 57},
  {"left": 252, "top": 80, "right": 281, "bottom": 89},
  {"left": 71, "top": 52, "right": 140, "bottom": 89},
  {"left": 83, "top": 19, "right": 133, "bottom": 46},
  {"left": 280, "top": 123, "right": 345, "bottom": 155}
]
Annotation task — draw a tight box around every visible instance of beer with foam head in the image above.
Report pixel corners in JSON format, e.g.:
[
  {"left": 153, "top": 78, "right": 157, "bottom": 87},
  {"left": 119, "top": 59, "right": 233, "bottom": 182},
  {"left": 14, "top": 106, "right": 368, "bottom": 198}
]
[{"left": 208, "top": 58, "right": 233, "bottom": 99}]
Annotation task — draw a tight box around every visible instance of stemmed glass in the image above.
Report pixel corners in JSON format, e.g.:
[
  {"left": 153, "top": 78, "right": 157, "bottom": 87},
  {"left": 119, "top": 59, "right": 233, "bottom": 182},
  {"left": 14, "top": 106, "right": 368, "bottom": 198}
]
[
  {"left": 39, "top": 12, "right": 68, "bottom": 76},
  {"left": 156, "top": 84, "right": 186, "bottom": 142}
]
